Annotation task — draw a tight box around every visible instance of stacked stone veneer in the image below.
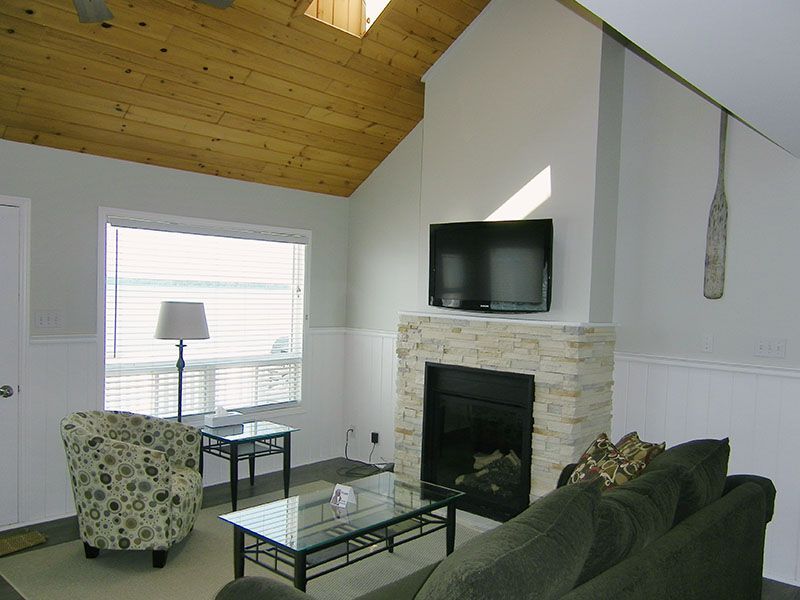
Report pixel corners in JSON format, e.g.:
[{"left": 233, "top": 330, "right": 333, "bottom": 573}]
[{"left": 394, "top": 312, "right": 616, "bottom": 499}]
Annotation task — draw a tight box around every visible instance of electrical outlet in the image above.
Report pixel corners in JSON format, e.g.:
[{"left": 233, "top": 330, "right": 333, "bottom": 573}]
[
  {"left": 346, "top": 425, "right": 356, "bottom": 437},
  {"left": 754, "top": 338, "right": 787, "bottom": 358},
  {"left": 35, "top": 310, "right": 62, "bottom": 329},
  {"left": 702, "top": 333, "right": 713, "bottom": 353},
  {"left": 371, "top": 432, "right": 379, "bottom": 444}
]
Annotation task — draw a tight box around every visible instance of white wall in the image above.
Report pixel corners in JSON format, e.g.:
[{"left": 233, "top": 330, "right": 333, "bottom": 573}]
[
  {"left": 614, "top": 48, "right": 800, "bottom": 584},
  {"left": 346, "top": 124, "right": 422, "bottom": 332},
  {"left": 614, "top": 51, "right": 800, "bottom": 368},
  {"left": 575, "top": 0, "right": 800, "bottom": 157},
  {"left": 0, "top": 139, "right": 349, "bottom": 335},
  {"left": 589, "top": 30, "right": 624, "bottom": 322},
  {"left": 341, "top": 0, "right": 624, "bottom": 462},
  {"left": 419, "top": 0, "right": 607, "bottom": 322},
  {"left": 0, "top": 140, "right": 350, "bottom": 529}
]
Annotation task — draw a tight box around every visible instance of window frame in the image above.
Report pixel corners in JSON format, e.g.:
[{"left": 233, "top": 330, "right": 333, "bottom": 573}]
[{"left": 96, "top": 207, "right": 312, "bottom": 422}]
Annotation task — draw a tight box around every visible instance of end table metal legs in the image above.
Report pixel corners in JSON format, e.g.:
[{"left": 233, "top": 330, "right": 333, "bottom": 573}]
[
  {"left": 229, "top": 444, "right": 239, "bottom": 511},
  {"left": 283, "top": 434, "right": 292, "bottom": 498}
]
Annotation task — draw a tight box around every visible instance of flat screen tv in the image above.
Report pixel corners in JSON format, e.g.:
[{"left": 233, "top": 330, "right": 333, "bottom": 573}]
[{"left": 429, "top": 219, "right": 553, "bottom": 313}]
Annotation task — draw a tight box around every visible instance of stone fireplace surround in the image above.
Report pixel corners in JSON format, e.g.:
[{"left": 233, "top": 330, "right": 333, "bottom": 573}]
[{"left": 394, "top": 311, "right": 616, "bottom": 499}]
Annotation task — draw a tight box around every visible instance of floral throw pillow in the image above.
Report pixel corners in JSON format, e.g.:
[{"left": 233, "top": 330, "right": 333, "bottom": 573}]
[
  {"left": 616, "top": 431, "right": 666, "bottom": 465},
  {"left": 568, "top": 433, "right": 646, "bottom": 490}
]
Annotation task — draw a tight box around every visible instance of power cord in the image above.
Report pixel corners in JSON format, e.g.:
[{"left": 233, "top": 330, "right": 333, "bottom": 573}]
[{"left": 338, "top": 428, "right": 392, "bottom": 478}]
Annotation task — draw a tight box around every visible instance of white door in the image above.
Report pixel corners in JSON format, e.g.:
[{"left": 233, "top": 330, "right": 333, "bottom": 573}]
[{"left": 0, "top": 204, "right": 21, "bottom": 526}]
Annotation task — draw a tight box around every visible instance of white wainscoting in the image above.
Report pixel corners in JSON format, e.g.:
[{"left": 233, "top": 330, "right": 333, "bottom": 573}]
[
  {"left": 343, "top": 329, "right": 397, "bottom": 466},
  {"left": 5, "top": 328, "right": 345, "bottom": 532},
  {"left": 614, "top": 352, "right": 800, "bottom": 586}
]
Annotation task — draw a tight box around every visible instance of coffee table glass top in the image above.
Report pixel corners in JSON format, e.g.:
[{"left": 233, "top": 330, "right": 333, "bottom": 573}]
[
  {"left": 219, "top": 472, "right": 463, "bottom": 553},
  {"left": 200, "top": 420, "right": 299, "bottom": 443}
]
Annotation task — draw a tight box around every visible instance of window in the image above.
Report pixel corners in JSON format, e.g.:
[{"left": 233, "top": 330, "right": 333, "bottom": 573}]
[{"left": 102, "top": 212, "right": 308, "bottom": 419}]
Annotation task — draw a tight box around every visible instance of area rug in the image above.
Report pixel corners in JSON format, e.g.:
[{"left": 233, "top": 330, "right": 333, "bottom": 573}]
[{"left": 0, "top": 482, "right": 479, "bottom": 600}]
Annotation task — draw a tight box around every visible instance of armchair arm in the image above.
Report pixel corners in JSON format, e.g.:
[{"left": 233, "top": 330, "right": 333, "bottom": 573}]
[{"left": 152, "top": 419, "right": 202, "bottom": 471}]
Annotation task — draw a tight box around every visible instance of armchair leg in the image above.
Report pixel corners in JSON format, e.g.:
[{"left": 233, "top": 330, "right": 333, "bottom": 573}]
[
  {"left": 83, "top": 542, "right": 100, "bottom": 559},
  {"left": 152, "top": 550, "right": 168, "bottom": 568}
]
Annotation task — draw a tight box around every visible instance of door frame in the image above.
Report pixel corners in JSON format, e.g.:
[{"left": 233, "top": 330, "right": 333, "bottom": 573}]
[{"left": 0, "top": 195, "right": 30, "bottom": 529}]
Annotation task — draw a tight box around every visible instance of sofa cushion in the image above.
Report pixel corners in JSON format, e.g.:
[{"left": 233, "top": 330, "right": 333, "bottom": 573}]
[
  {"left": 616, "top": 431, "right": 665, "bottom": 465},
  {"left": 568, "top": 433, "right": 645, "bottom": 489},
  {"left": 415, "top": 483, "right": 600, "bottom": 600},
  {"left": 575, "top": 464, "right": 681, "bottom": 585},
  {"left": 645, "top": 438, "right": 730, "bottom": 523}
]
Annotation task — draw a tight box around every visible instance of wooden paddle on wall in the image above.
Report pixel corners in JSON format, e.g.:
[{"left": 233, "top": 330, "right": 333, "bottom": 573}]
[{"left": 704, "top": 110, "right": 729, "bottom": 299}]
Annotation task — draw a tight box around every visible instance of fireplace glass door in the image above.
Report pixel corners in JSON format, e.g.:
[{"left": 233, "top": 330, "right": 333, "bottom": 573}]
[{"left": 422, "top": 363, "right": 533, "bottom": 521}]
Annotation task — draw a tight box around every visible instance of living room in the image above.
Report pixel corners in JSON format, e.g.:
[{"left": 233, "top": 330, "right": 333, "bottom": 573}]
[{"left": 1, "top": 0, "right": 798, "bottom": 597}]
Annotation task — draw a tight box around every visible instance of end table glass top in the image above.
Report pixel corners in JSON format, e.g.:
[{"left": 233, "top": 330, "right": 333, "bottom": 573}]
[
  {"left": 219, "top": 472, "right": 463, "bottom": 553},
  {"left": 200, "top": 420, "right": 299, "bottom": 443}
]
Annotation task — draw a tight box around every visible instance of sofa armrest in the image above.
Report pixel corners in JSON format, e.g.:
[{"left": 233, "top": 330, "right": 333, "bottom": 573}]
[
  {"left": 557, "top": 463, "right": 578, "bottom": 488},
  {"left": 725, "top": 474, "right": 776, "bottom": 523},
  {"left": 215, "top": 577, "right": 310, "bottom": 600}
]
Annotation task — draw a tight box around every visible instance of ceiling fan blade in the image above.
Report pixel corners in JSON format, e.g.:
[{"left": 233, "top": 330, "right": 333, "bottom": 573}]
[
  {"left": 197, "top": 0, "right": 234, "bottom": 7},
  {"left": 72, "top": 0, "right": 113, "bottom": 22}
]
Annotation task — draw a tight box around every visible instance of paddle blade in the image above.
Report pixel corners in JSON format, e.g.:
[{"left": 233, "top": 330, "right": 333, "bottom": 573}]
[{"left": 703, "top": 190, "right": 727, "bottom": 299}]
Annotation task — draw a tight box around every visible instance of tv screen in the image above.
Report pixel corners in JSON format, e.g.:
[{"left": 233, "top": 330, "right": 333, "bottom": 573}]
[{"left": 429, "top": 219, "right": 552, "bottom": 313}]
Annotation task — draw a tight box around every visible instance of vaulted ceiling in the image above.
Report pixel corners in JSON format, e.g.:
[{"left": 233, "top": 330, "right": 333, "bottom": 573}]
[
  {"left": 0, "top": 0, "right": 489, "bottom": 196},
  {"left": 576, "top": 0, "right": 800, "bottom": 157}
]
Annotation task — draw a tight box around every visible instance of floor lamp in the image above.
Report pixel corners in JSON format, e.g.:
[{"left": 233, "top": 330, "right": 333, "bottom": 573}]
[{"left": 155, "top": 301, "right": 210, "bottom": 422}]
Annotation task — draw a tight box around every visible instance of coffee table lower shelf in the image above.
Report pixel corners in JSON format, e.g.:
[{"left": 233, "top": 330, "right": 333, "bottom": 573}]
[{"left": 232, "top": 505, "right": 457, "bottom": 591}]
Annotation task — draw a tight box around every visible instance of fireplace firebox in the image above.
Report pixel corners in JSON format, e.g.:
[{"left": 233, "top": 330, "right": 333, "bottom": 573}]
[{"left": 421, "top": 362, "right": 534, "bottom": 522}]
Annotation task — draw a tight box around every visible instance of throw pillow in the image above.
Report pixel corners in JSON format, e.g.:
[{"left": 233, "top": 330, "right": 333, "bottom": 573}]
[
  {"left": 568, "top": 433, "right": 646, "bottom": 490},
  {"left": 616, "top": 431, "right": 666, "bottom": 464},
  {"left": 415, "top": 483, "right": 601, "bottom": 600}
]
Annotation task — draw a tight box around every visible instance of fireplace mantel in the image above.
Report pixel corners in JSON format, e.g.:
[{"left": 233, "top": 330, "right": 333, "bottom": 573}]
[{"left": 394, "top": 312, "right": 616, "bottom": 499}]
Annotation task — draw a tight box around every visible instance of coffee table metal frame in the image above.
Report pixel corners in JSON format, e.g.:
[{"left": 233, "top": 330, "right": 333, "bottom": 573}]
[{"left": 221, "top": 474, "right": 463, "bottom": 591}]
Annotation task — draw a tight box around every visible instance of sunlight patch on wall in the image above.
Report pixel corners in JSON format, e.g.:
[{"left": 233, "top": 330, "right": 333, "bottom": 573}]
[{"left": 485, "top": 166, "right": 552, "bottom": 221}]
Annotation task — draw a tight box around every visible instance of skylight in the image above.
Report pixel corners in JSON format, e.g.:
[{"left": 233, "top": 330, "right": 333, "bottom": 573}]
[
  {"left": 304, "top": 0, "right": 391, "bottom": 38},
  {"left": 364, "top": 0, "right": 391, "bottom": 32}
]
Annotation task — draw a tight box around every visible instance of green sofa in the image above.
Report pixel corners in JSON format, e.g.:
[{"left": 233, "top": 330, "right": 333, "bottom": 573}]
[{"left": 215, "top": 438, "right": 775, "bottom": 599}]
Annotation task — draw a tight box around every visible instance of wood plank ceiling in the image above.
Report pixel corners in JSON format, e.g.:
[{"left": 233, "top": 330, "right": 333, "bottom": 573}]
[{"left": 0, "top": 0, "right": 489, "bottom": 196}]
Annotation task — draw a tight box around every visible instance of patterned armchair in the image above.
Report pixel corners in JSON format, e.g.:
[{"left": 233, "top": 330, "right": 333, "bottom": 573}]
[{"left": 61, "top": 410, "right": 203, "bottom": 568}]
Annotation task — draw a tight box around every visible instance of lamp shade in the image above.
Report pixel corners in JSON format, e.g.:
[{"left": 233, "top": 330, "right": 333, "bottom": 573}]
[{"left": 154, "top": 301, "right": 210, "bottom": 340}]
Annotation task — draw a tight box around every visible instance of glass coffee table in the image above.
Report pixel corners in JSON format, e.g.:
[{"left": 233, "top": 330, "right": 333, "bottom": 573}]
[{"left": 219, "top": 472, "right": 464, "bottom": 591}]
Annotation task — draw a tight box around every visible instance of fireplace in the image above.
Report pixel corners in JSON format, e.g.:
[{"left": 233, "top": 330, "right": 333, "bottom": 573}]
[
  {"left": 395, "top": 312, "right": 615, "bottom": 501},
  {"left": 421, "top": 362, "right": 534, "bottom": 522}
]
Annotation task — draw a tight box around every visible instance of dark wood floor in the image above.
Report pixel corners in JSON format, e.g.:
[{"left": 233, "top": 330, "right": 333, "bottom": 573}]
[{"left": 0, "top": 457, "right": 797, "bottom": 599}]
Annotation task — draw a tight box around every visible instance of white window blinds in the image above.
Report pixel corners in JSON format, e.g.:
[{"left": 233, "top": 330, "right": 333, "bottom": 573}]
[{"left": 104, "top": 219, "right": 307, "bottom": 419}]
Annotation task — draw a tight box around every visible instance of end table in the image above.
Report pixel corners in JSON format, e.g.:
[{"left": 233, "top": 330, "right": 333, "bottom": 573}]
[{"left": 200, "top": 420, "right": 299, "bottom": 510}]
